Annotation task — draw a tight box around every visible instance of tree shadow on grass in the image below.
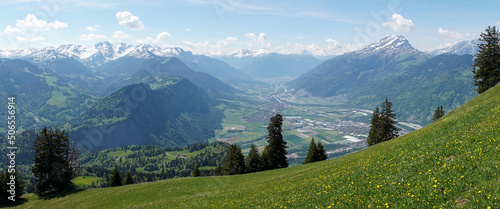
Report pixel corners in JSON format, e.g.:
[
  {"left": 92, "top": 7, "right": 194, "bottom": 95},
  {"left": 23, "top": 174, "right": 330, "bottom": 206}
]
[{"left": 0, "top": 198, "right": 28, "bottom": 207}]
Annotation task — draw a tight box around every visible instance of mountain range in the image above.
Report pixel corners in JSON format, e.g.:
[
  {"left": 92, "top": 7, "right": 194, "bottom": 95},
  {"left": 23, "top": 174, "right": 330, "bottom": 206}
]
[
  {"left": 67, "top": 78, "right": 223, "bottom": 151},
  {"left": 429, "top": 39, "right": 480, "bottom": 56},
  {"left": 215, "top": 52, "right": 323, "bottom": 80},
  {"left": 289, "top": 35, "right": 477, "bottom": 124},
  {"left": 0, "top": 42, "right": 250, "bottom": 83}
]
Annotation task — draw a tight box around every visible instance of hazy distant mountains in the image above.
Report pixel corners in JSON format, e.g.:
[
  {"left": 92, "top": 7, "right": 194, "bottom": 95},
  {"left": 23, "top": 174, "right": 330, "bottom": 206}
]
[
  {"left": 215, "top": 52, "right": 323, "bottom": 80},
  {"left": 290, "top": 35, "right": 477, "bottom": 124},
  {"left": 430, "top": 39, "right": 480, "bottom": 56}
]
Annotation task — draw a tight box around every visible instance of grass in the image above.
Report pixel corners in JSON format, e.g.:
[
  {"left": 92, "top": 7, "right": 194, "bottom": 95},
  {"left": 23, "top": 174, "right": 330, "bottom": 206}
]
[
  {"left": 14, "top": 85, "right": 500, "bottom": 208},
  {"left": 46, "top": 91, "right": 67, "bottom": 108},
  {"left": 72, "top": 176, "right": 101, "bottom": 188}
]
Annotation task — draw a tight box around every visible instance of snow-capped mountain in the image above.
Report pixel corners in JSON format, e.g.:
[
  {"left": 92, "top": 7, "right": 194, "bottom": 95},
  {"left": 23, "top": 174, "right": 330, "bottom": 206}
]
[
  {"left": 0, "top": 42, "right": 250, "bottom": 82},
  {"left": 0, "top": 41, "right": 189, "bottom": 68},
  {"left": 429, "top": 39, "right": 479, "bottom": 56},
  {"left": 354, "top": 35, "right": 421, "bottom": 56}
]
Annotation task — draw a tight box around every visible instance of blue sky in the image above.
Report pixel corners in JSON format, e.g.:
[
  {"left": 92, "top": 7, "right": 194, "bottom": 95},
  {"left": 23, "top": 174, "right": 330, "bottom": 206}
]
[{"left": 0, "top": 0, "right": 499, "bottom": 56}]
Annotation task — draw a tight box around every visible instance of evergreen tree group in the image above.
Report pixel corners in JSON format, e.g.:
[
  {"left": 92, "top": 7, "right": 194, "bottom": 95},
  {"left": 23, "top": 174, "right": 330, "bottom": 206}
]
[
  {"left": 433, "top": 106, "right": 445, "bottom": 121},
  {"left": 472, "top": 26, "right": 500, "bottom": 94},
  {"left": 303, "top": 137, "right": 328, "bottom": 164},
  {"left": 32, "top": 127, "right": 77, "bottom": 196},
  {"left": 222, "top": 145, "right": 246, "bottom": 175},
  {"left": 367, "top": 98, "right": 400, "bottom": 146},
  {"left": 245, "top": 143, "right": 262, "bottom": 173},
  {"left": 220, "top": 113, "right": 289, "bottom": 176}
]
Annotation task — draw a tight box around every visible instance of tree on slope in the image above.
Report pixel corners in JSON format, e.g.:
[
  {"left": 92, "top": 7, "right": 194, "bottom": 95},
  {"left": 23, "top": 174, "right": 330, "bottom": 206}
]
[
  {"left": 379, "top": 98, "right": 400, "bottom": 142},
  {"left": 191, "top": 164, "right": 200, "bottom": 177},
  {"left": 304, "top": 137, "right": 328, "bottom": 164},
  {"left": 316, "top": 141, "right": 328, "bottom": 161},
  {"left": 473, "top": 26, "right": 500, "bottom": 94},
  {"left": 262, "top": 113, "right": 288, "bottom": 170},
  {"left": 303, "top": 137, "right": 318, "bottom": 164},
  {"left": 433, "top": 106, "right": 446, "bottom": 121},
  {"left": 222, "top": 145, "right": 246, "bottom": 175},
  {"left": 32, "top": 127, "right": 77, "bottom": 195},
  {"left": 110, "top": 164, "right": 122, "bottom": 187},
  {"left": 124, "top": 171, "right": 134, "bottom": 185},
  {"left": 367, "top": 107, "right": 381, "bottom": 146},
  {"left": 246, "top": 143, "right": 262, "bottom": 173}
]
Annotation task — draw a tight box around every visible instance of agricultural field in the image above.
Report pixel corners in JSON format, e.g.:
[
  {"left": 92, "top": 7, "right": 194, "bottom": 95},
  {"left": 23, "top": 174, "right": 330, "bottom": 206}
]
[{"left": 212, "top": 82, "right": 417, "bottom": 159}]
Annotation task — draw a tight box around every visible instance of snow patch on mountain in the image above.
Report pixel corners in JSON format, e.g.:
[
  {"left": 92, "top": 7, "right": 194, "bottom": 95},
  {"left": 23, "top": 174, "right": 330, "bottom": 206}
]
[{"left": 429, "top": 39, "right": 479, "bottom": 56}]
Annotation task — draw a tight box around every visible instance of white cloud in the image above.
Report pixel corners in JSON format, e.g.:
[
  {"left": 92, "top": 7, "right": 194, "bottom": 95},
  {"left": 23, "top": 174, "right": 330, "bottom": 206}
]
[
  {"left": 137, "top": 31, "right": 171, "bottom": 45},
  {"left": 86, "top": 25, "right": 99, "bottom": 32},
  {"left": 271, "top": 39, "right": 362, "bottom": 57},
  {"left": 112, "top": 31, "right": 130, "bottom": 39},
  {"left": 245, "top": 32, "right": 266, "bottom": 42},
  {"left": 186, "top": 28, "right": 192, "bottom": 32},
  {"left": 4, "top": 14, "right": 67, "bottom": 34},
  {"left": 383, "top": 13, "right": 414, "bottom": 33},
  {"left": 182, "top": 37, "right": 241, "bottom": 56},
  {"left": 116, "top": 11, "right": 144, "bottom": 30},
  {"left": 497, "top": 21, "right": 500, "bottom": 26},
  {"left": 3, "top": 25, "right": 23, "bottom": 34},
  {"left": 438, "top": 28, "right": 464, "bottom": 39},
  {"left": 79, "top": 33, "right": 108, "bottom": 41},
  {"left": 17, "top": 36, "right": 45, "bottom": 42},
  {"left": 216, "top": 37, "right": 238, "bottom": 48}
]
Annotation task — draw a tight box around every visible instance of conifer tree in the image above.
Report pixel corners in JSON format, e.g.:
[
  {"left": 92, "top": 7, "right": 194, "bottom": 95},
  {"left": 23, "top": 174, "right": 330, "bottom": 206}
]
[
  {"left": 214, "top": 161, "right": 223, "bottom": 176},
  {"left": 191, "top": 164, "right": 200, "bottom": 177},
  {"left": 303, "top": 137, "right": 318, "bottom": 164},
  {"left": 316, "top": 141, "right": 328, "bottom": 161},
  {"left": 379, "top": 98, "right": 400, "bottom": 142},
  {"left": 32, "top": 127, "right": 76, "bottom": 195},
  {"left": 433, "top": 106, "right": 445, "bottom": 121},
  {"left": 110, "top": 164, "right": 122, "bottom": 187},
  {"left": 124, "top": 170, "right": 134, "bottom": 185},
  {"left": 262, "top": 113, "right": 288, "bottom": 170},
  {"left": 246, "top": 143, "right": 262, "bottom": 173},
  {"left": 222, "top": 145, "right": 246, "bottom": 175},
  {"left": 367, "top": 107, "right": 381, "bottom": 146},
  {"left": 472, "top": 26, "right": 500, "bottom": 94}
]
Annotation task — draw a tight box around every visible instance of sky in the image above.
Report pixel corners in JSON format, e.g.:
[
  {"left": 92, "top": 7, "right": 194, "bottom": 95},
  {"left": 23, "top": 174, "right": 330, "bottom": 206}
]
[{"left": 0, "top": 0, "right": 499, "bottom": 57}]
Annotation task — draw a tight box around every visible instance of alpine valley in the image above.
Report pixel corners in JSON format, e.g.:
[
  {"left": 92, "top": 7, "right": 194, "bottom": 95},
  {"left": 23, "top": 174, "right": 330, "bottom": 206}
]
[{"left": 0, "top": 35, "right": 492, "bottom": 205}]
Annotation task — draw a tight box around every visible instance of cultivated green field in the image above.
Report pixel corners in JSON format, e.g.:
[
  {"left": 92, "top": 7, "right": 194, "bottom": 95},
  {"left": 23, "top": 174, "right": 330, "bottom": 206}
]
[{"left": 10, "top": 82, "right": 500, "bottom": 208}]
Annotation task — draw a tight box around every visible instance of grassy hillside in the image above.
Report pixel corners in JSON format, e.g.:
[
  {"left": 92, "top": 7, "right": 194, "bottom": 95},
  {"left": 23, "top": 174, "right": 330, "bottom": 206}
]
[{"left": 11, "top": 85, "right": 500, "bottom": 208}]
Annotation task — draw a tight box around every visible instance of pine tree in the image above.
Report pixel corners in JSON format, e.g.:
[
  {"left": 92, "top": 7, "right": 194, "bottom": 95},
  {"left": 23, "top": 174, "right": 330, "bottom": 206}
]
[
  {"left": 191, "top": 164, "right": 200, "bottom": 177},
  {"left": 124, "top": 170, "right": 134, "bottom": 185},
  {"left": 379, "top": 98, "right": 400, "bottom": 142},
  {"left": 110, "top": 164, "right": 122, "bottom": 187},
  {"left": 433, "top": 106, "right": 445, "bottom": 121},
  {"left": 32, "top": 127, "right": 76, "bottom": 196},
  {"left": 222, "top": 145, "right": 246, "bottom": 175},
  {"left": 214, "top": 161, "right": 223, "bottom": 176},
  {"left": 472, "top": 26, "right": 500, "bottom": 94},
  {"left": 262, "top": 113, "right": 288, "bottom": 170},
  {"left": 367, "top": 107, "right": 381, "bottom": 146},
  {"left": 303, "top": 137, "right": 318, "bottom": 164},
  {"left": 316, "top": 141, "right": 328, "bottom": 161},
  {"left": 246, "top": 143, "right": 262, "bottom": 173}
]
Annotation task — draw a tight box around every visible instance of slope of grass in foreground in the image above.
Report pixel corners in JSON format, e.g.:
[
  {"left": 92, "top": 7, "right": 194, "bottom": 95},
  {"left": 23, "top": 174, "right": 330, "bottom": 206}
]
[{"left": 13, "top": 86, "right": 500, "bottom": 208}]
